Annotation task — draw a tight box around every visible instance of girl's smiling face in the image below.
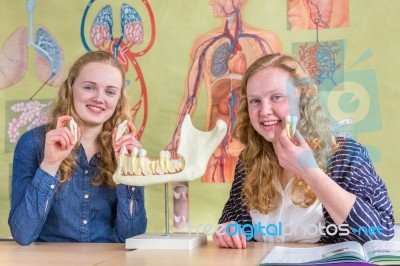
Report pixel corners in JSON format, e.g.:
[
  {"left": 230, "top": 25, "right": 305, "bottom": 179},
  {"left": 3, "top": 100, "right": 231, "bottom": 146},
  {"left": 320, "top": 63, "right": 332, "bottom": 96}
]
[
  {"left": 247, "top": 67, "right": 300, "bottom": 143},
  {"left": 72, "top": 62, "right": 123, "bottom": 128}
]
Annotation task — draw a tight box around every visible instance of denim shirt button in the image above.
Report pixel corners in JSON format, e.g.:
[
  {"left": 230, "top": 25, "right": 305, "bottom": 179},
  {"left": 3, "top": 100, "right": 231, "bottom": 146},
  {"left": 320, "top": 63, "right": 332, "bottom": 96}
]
[
  {"left": 131, "top": 187, "right": 135, "bottom": 192},
  {"left": 84, "top": 169, "right": 89, "bottom": 174},
  {"left": 83, "top": 220, "right": 88, "bottom": 225},
  {"left": 50, "top": 184, "right": 55, "bottom": 189},
  {"left": 84, "top": 194, "right": 89, "bottom": 199}
]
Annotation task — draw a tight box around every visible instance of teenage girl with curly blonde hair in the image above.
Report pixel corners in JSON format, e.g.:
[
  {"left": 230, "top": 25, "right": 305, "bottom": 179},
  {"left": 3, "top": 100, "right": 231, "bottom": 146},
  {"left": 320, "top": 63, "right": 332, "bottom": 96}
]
[{"left": 214, "top": 53, "right": 394, "bottom": 248}]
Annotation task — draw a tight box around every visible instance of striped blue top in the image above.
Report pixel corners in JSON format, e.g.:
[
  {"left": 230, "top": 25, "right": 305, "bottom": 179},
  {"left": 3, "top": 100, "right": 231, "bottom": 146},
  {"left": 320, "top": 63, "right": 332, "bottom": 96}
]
[{"left": 218, "top": 138, "right": 395, "bottom": 243}]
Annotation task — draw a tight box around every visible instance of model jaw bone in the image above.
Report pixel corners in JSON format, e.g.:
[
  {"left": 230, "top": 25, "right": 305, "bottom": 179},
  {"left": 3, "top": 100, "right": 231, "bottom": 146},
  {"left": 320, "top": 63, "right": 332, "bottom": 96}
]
[{"left": 113, "top": 114, "right": 227, "bottom": 186}]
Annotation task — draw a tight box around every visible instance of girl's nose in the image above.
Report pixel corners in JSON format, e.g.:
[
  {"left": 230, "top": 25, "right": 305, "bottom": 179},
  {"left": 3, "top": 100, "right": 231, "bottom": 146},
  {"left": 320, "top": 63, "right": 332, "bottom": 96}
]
[
  {"left": 92, "top": 90, "right": 105, "bottom": 103},
  {"left": 260, "top": 102, "right": 273, "bottom": 116}
]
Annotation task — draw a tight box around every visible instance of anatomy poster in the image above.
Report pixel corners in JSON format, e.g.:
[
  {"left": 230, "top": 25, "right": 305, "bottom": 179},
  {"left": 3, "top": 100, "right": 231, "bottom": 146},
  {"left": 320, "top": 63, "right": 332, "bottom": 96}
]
[
  {"left": 287, "top": 0, "right": 350, "bottom": 30},
  {"left": 0, "top": 0, "right": 399, "bottom": 237}
]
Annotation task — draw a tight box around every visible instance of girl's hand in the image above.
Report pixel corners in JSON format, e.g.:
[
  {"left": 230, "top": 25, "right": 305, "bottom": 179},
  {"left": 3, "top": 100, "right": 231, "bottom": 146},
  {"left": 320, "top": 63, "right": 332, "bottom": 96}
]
[
  {"left": 212, "top": 221, "right": 247, "bottom": 249},
  {"left": 275, "top": 129, "right": 318, "bottom": 178},
  {"left": 40, "top": 115, "right": 80, "bottom": 176},
  {"left": 113, "top": 121, "right": 142, "bottom": 159}
]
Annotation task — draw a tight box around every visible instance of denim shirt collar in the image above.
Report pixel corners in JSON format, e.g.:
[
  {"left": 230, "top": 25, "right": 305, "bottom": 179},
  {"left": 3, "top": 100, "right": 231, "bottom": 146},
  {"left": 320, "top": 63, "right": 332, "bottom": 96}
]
[{"left": 75, "top": 144, "right": 100, "bottom": 169}]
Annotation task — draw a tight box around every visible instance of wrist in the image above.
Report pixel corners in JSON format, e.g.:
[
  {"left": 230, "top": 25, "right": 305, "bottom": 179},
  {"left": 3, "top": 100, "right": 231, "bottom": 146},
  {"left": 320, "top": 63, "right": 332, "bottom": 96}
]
[
  {"left": 300, "top": 167, "right": 324, "bottom": 183},
  {"left": 40, "top": 161, "right": 61, "bottom": 176}
]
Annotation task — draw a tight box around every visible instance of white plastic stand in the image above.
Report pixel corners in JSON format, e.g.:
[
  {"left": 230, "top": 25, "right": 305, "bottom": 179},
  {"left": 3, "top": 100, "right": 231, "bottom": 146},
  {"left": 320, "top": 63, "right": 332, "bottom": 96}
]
[
  {"left": 125, "top": 232, "right": 207, "bottom": 250},
  {"left": 125, "top": 183, "right": 207, "bottom": 249}
]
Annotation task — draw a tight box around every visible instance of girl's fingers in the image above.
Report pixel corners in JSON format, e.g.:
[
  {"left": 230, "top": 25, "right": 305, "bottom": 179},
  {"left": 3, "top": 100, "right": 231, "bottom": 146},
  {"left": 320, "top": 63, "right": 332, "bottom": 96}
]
[
  {"left": 279, "top": 127, "right": 293, "bottom": 148},
  {"left": 294, "top": 130, "right": 306, "bottom": 144},
  {"left": 49, "top": 128, "right": 75, "bottom": 149},
  {"left": 223, "top": 234, "right": 236, "bottom": 248},
  {"left": 217, "top": 234, "right": 230, "bottom": 248},
  {"left": 226, "top": 223, "right": 243, "bottom": 249},
  {"left": 56, "top": 115, "right": 72, "bottom": 129},
  {"left": 61, "top": 126, "right": 75, "bottom": 146},
  {"left": 212, "top": 233, "right": 221, "bottom": 248},
  {"left": 112, "top": 127, "right": 118, "bottom": 147},
  {"left": 114, "top": 122, "right": 141, "bottom": 152},
  {"left": 274, "top": 136, "right": 284, "bottom": 158},
  {"left": 212, "top": 222, "right": 245, "bottom": 249},
  {"left": 114, "top": 146, "right": 121, "bottom": 155},
  {"left": 54, "top": 116, "right": 79, "bottom": 145},
  {"left": 126, "top": 144, "right": 141, "bottom": 152},
  {"left": 127, "top": 121, "right": 137, "bottom": 136},
  {"left": 59, "top": 135, "right": 67, "bottom": 150},
  {"left": 231, "top": 234, "right": 244, "bottom": 249},
  {"left": 115, "top": 135, "right": 142, "bottom": 149},
  {"left": 59, "top": 129, "right": 73, "bottom": 149},
  {"left": 240, "top": 233, "right": 247, "bottom": 248}
]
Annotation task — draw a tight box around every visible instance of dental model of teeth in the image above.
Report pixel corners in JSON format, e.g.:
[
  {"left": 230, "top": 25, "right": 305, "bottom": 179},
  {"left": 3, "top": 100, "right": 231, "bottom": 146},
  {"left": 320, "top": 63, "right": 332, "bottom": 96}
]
[
  {"left": 113, "top": 114, "right": 227, "bottom": 186},
  {"left": 285, "top": 115, "right": 298, "bottom": 139},
  {"left": 118, "top": 146, "right": 185, "bottom": 176},
  {"left": 69, "top": 117, "right": 78, "bottom": 143}
]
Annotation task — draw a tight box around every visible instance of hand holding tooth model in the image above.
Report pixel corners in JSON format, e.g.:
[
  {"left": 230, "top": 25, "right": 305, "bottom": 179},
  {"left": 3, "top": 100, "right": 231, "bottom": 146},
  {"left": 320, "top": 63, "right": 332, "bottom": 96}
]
[{"left": 113, "top": 114, "right": 227, "bottom": 186}]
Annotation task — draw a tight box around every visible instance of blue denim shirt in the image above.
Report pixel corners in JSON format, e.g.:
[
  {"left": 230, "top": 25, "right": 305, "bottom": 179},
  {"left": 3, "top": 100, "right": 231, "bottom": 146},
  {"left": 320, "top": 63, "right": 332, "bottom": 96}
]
[{"left": 9, "top": 126, "right": 147, "bottom": 245}]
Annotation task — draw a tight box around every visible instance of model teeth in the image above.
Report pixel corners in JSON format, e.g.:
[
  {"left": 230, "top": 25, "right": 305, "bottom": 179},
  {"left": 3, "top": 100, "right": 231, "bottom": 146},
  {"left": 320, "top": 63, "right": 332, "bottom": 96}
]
[
  {"left": 69, "top": 117, "right": 78, "bottom": 143},
  {"left": 119, "top": 148, "right": 186, "bottom": 176},
  {"left": 113, "top": 115, "right": 228, "bottom": 186},
  {"left": 285, "top": 115, "right": 298, "bottom": 139},
  {"left": 116, "top": 120, "right": 128, "bottom": 141}
]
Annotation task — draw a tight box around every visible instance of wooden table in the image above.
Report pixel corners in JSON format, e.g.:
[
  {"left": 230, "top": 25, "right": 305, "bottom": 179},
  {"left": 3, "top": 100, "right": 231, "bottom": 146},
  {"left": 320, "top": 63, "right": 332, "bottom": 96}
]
[
  {"left": 103, "top": 242, "right": 321, "bottom": 266},
  {"left": 0, "top": 240, "right": 320, "bottom": 266},
  {"left": 0, "top": 241, "right": 126, "bottom": 266}
]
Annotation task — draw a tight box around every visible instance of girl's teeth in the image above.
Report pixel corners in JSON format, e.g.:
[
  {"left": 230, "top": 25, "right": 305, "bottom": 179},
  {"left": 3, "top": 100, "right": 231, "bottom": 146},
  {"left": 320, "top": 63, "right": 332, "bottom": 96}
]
[
  {"left": 263, "top": 121, "right": 278, "bottom": 126},
  {"left": 88, "top": 106, "right": 102, "bottom": 111}
]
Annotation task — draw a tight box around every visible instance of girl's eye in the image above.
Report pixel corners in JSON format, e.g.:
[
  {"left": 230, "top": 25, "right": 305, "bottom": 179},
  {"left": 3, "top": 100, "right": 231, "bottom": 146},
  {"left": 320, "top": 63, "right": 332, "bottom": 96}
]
[
  {"left": 248, "top": 99, "right": 260, "bottom": 104},
  {"left": 271, "top": 95, "right": 284, "bottom": 102},
  {"left": 84, "top": 85, "right": 94, "bottom": 91},
  {"left": 106, "top": 90, "right": 117, "bottom": 96}
]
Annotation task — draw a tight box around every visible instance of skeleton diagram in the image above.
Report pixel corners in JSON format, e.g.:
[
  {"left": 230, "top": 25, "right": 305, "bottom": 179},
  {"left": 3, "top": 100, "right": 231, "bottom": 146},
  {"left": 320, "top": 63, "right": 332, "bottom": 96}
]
[{"left": 167, "top": 0, "right": 282, "bottom": 229}]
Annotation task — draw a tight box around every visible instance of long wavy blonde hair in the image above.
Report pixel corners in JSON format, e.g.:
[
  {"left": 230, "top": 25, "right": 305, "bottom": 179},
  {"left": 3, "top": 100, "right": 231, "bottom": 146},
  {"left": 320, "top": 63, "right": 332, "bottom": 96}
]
[
  {"left": 48, "top": 50, "right": 131, "bottom": 188},
  {"left": 234, "top": 53, "right": 337, "bottom": 214}
]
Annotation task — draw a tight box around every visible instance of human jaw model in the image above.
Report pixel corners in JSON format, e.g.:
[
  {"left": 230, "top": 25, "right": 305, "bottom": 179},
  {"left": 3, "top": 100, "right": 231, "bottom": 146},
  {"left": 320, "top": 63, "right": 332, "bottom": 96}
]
[{"left": 113, "top": 114, "right": 227, "bottom": 186}]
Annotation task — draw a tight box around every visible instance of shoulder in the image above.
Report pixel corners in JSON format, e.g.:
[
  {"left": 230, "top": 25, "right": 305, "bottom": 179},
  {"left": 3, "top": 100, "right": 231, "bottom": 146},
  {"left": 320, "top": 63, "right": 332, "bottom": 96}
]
[
  {"left": 16, "top": 125, "right": 47, "bottom": 149},
  {"left": 234, "top": 160, "right": 246, "bottom": 181},
  {"left": 329, "top": 137, "right": 381, "bottom": 187},
  {"left": 227, "top": 160, "right": 246, "bottom": 193},
  {"left": 13, "top": 125, "right": 47, "bottom": 164},
  {"left": 332, "top": 137, "right": 371, "bottom": 164},
  {"left": 335, "top": 137, "right": 365, "bottom": 153}
]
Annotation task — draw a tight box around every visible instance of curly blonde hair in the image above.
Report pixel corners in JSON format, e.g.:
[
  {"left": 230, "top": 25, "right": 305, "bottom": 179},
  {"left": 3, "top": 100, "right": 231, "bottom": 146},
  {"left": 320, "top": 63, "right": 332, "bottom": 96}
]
[
  {"left": 48, "top": 50, "right": 131, "bottom": 188},
  {"left": 234, "top": 53, "right": 337, "bottom": 214}
]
